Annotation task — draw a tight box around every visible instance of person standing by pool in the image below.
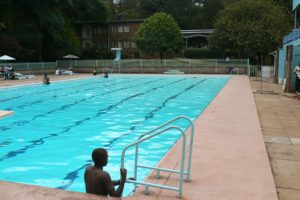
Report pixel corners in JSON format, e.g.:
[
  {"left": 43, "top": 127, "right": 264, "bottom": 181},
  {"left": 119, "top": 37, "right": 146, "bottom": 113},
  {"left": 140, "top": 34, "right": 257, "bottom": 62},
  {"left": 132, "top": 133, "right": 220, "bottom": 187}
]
[
  {"left": 43, "top": 74, "right": 50, "bottom": 84},
  {"left": 84, "top": 148, "right": 127, "bottom": 197},
  {"left": 4, "top": 66, "right": 9, "bottom": 80}
]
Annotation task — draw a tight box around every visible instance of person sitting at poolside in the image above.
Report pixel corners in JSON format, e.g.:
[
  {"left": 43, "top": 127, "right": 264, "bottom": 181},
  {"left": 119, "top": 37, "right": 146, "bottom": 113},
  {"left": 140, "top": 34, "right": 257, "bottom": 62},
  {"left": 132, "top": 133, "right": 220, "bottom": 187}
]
[
  {"left": 55, "top": 67, "right": 62, "bottom": 75},
  {"left": 43, "top": 74, "right": 50, "bottom": 84},
  {"left": 84, "top": 148, "right": 127, "bottom": 197},
  {"left": 7, "top": 64, "right": 15, "bottom": 80}
]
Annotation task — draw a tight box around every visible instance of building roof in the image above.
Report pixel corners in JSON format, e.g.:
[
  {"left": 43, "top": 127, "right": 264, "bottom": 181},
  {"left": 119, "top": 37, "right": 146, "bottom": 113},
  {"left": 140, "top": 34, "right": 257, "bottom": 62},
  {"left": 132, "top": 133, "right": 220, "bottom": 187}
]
[
  {"left": 108, "top": 19, "right": 145, "bottom": 24},
  {"left": 181, "top": 29, "right": 214, "bottom": 39}
]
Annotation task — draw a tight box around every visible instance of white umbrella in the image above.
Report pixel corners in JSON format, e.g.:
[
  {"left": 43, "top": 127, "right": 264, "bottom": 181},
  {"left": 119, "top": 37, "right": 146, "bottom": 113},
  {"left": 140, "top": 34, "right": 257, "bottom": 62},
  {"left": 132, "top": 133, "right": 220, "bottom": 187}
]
[
  {"left": 0, "top": 55, "right": 16, "bottom": 67},
  {"left": 63, "top": 54, "right": 79, "bottom": 59},
  {"left": 63, "top": 54, "right": 79, "bottom": 68}
]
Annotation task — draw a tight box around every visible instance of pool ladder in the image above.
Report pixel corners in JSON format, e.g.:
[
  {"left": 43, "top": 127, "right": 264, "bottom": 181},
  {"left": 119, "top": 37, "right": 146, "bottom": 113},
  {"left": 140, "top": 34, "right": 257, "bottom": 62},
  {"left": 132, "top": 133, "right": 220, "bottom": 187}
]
[
  {"left": 230, "top": 67, "right": 239, "bottom": 75},
  {"left": 121, "top": 116, "right": 195, "bottom": 198}
]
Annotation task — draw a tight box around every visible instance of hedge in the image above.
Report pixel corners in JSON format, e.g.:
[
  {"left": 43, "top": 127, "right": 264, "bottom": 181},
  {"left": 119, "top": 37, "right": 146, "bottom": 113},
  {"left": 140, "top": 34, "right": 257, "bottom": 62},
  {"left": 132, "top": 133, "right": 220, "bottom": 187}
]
[{"left": 184, "top": 48, "right": 222, "bottom": 59}]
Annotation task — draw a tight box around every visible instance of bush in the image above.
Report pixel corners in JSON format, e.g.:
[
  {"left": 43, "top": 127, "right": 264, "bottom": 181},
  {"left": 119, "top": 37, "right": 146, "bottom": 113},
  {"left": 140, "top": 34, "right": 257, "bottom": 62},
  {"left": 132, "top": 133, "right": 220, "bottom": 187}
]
[{"left": 184, "top": 48, "right": 222, "bottom": 59}]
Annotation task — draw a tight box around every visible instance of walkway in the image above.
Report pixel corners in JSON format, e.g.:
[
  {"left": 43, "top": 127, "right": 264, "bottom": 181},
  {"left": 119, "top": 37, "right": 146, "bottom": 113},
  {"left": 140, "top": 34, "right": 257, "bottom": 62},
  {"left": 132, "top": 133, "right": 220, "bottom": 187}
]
[{"left": 250, "top": 78, "right": 300, "bottom": 200}]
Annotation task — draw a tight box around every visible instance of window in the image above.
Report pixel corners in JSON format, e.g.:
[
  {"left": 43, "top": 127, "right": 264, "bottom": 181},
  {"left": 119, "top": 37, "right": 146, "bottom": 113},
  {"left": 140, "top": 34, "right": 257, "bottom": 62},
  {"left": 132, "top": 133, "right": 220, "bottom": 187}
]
[
  {"left": 117, "top": 41, "right": 122, "bottom": 48},
  {"left": 103, "top": 41, "right": 107, "bottom": 48},
  {"left": 112, "top": 26, "right": 117, "bottom": 32},
  {"left": 131, "top": 41, "right": 136, "bottom": 48},
  {"left": 124, "top": 25, "right": 130, "bottom": 32},
  {"left": 83, "top": 27, "right": 91, "bottom": 39},
  {"left": 84, "top": 42, "right": 91, "bottom": 48},
  {"left": 118, "top": 25, "right": 123, "bottom": 32},
  {"left": 123, "top": 41, "right": 130, "bottom": 49}
]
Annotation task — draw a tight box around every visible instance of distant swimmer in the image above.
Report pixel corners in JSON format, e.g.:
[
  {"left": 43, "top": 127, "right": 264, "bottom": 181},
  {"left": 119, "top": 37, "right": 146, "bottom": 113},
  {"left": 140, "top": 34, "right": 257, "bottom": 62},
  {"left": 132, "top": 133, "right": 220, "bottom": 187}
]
[
  {"left": 104, "top": 71, "right": 108, "bottom": 78},
  {"left": 93, "top": 67, "right": 97, "bottom": 76},
  {"left": 43, "top": 74, "right": 50, "bottom": 84}
]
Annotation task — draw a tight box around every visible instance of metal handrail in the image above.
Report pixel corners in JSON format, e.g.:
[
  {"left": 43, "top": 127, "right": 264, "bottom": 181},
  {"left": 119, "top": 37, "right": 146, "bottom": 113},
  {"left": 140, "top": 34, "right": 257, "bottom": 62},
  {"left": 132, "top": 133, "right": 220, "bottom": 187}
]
[
  {"left": 121, "top": 116, "right": 194, "bottom": 198},
  {"left": 230, "top": 68, "right": 239, "bottom": 75},
  {"left": 137, "top": 116, "right": 194, "bottom": 182},
  {"left": 121, "top": 126, "right": 187, "bottom": 198}
]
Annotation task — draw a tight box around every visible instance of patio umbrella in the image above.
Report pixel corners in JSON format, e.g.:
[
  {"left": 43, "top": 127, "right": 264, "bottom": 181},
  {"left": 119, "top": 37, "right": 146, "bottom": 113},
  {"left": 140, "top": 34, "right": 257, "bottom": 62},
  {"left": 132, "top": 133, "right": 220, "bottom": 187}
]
[
  {"left": 63, "top": 54, "right": 79, "bottom": 68},
  {"left": 0, "top": 55, "right": 16, "bottom": 67}
]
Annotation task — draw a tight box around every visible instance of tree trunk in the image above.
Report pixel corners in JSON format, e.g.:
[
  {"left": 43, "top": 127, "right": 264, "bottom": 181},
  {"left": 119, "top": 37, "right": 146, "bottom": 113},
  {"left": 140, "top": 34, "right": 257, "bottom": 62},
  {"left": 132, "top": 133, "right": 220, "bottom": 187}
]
[
  {"left": 273, "top": 49, "right": 279, "bottom": 84},
  {"left": 159, "top": 52, "right": 163, "bottom": 64},
  {"left": 285, "top": 45, "right": 293, "bottom": 93},
  {"left": 38, "top": 42, "right": 43, "bottom": 62}
]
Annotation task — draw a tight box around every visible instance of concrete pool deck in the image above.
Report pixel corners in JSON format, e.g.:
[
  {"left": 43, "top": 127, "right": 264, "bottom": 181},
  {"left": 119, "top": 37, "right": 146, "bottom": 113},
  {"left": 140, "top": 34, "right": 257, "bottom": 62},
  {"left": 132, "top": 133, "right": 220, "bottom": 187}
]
[{"left": 0, "top": 75, "right": 283, "bottom": 199}]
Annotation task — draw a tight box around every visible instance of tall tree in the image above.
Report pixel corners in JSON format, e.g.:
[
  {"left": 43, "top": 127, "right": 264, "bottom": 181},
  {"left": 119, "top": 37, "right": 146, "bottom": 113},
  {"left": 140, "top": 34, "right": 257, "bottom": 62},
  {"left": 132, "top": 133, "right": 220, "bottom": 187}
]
[
  {"left": 111, "top": 0, "right": 141, "bottom": 19},
  {"left": 209, "top": 0, "right": 292, "bottom": 58},
  {"left": 196, "top": 0, "right": 224, "bottom": 28},
  {"left": 0, "top": 0, "right": 107, "bottom": 61},
  {"left": 138, "top": 0, "right": 195, "bottom": 29},
  {"left": 135, "top": 12, "right": 183, "bottom": 60},
  {"left": 273, "top": 0, "right": 292, "bottom": 11}
]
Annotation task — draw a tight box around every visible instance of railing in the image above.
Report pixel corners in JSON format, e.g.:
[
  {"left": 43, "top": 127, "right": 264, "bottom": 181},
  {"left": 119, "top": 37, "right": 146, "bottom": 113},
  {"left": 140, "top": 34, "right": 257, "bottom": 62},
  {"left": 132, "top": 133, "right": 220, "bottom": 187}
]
[
  {"left": 230, "top": 68, "right": 239, "bottom": 75},
  {"left": 121, "top": 116, "right": 195, "bottom": 198},
  {"left": 2, "top": 62, "right": 57, "bottom": 71},
  {"left": 2, "top": 59, "right": 250, "bottom": 75}
]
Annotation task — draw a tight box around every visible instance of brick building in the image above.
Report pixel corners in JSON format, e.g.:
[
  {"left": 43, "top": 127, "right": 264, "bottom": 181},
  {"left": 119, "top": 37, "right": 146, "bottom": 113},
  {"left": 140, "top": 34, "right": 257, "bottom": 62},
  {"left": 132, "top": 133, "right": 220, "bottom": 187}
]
[
  {"left": 80, "top": 19, "right": 213, "bottom": 58},
  {"left": 80, "top": 19, "right": 144, "bottom": 58}
]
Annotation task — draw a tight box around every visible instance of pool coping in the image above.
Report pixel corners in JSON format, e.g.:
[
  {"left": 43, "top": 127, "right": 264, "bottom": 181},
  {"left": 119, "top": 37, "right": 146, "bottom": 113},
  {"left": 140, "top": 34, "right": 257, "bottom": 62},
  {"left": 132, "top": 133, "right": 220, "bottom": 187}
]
[{"left": 0, "top": 75, "right": 278, "bottom": 200}]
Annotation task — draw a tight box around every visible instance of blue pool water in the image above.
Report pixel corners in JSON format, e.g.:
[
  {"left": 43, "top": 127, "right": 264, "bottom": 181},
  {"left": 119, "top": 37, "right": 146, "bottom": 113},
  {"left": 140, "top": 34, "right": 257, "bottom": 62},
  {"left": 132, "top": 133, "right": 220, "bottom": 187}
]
[{"left": 0, "top": 76, "right": 229, "bottom": 196}]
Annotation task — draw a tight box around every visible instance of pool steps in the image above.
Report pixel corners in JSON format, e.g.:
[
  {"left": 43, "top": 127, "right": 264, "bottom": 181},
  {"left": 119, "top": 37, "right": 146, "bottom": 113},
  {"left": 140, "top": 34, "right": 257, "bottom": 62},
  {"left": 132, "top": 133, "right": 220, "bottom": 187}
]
[
  {"left": 163, "top": 69, "right": 185, "bottom": 74},
  {"left": 121, "top": 116, "right": 194, "bottom": 198}
]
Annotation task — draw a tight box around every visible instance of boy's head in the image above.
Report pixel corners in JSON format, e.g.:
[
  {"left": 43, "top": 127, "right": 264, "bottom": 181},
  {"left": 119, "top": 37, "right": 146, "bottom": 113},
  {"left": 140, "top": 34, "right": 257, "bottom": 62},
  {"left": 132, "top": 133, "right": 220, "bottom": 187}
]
[{"left": 92, "top": 148, "right": 108, "bottom": 167}]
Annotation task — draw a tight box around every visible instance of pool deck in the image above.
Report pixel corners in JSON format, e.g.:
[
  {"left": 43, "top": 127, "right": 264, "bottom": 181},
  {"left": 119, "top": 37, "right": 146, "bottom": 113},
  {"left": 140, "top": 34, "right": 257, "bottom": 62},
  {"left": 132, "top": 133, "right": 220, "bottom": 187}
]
[{"left": 0, "top": 74, "right": 298, "bottom": 200}]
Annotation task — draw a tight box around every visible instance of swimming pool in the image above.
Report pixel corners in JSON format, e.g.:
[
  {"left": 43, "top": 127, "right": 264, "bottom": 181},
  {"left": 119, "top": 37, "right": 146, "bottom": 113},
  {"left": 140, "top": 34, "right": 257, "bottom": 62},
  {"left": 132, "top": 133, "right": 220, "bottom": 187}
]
[{"left": 0, "top": 75, "right": 229, "bottom": 196}]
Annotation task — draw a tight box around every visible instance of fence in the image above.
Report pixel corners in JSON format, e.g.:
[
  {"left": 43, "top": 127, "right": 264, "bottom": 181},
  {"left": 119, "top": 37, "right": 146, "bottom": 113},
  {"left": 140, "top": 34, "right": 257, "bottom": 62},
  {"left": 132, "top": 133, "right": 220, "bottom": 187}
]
[
  {"left": 1, "top": 59, "right": 250, "bottom": 75},
  {"left": 249, "top": 65, "right": 275, "bottom": 80}
]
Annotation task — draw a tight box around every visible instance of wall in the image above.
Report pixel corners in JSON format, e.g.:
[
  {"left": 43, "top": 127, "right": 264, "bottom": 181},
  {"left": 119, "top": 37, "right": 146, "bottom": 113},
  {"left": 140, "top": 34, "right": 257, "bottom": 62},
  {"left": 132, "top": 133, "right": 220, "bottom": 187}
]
[
  {"left": 278, "top": 49, "right": 286, "bottom": 84},
  {"left": 108, "top": 20, "right": 143, "bottom": 58}
]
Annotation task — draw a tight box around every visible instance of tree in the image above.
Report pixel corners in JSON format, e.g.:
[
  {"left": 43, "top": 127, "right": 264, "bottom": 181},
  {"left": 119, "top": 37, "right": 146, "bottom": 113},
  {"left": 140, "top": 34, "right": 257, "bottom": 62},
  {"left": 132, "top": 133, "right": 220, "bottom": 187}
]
[
  {"left": 0, "top": 0, "right": 107, "bottom": 61},
  {"left": 135, "top": 12, "right": 183, "bottom": 60},
  {"left": 138, "top": 0, "right": 196, "bottom": 29},
  {"left": 194, "top": 0, "right": 224, "bottom": 28},
  {"left": 273, "top": 0, "right": 292, "bottom": 11},
  {"left": 110, "top": 0, "right": 141, "bottom": 19},
  {"left": 209, "top": 0, "right": 292, "bottom": 58}
]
